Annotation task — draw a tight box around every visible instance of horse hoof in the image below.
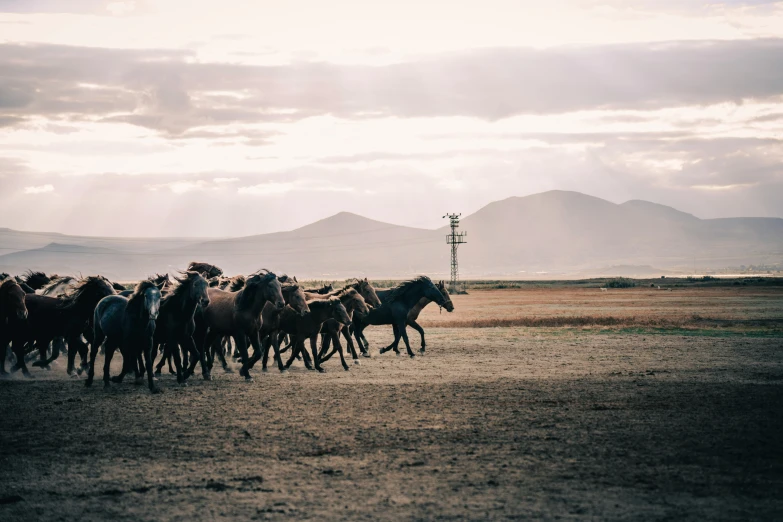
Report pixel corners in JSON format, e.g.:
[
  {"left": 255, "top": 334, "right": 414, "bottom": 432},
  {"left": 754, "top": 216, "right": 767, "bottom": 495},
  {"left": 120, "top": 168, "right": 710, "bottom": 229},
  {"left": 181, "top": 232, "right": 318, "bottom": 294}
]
[
  {"left": 203, "top": 373, "right": 212, "bottom": 381},
  {"left": 154, "top": 370, "right": 161, "bottom": 376},
  {"left": 261, "top": 367, "right": 268, "bottom": 373},
  {"left": 32, "top": 361, "right": 43, "bottom": 367},
  {"left": 153, "top": 376, "right": 159, "bottom": 382},
  {"left": 395, "top": 352, "right": 400, "bottom": 357},
  {"left": 353, "top": 360, "right": 360, "bottom": 365},
  {"left": 279, "top": 368, "right": 288, "bottom": 374},
  {"left": 419, "top": 349, "right": 426, "bottom": 355},
  {"left": 179, "top": 381, "right": 189, "bottom": 387},
  {"left": 409, "top": 354, "right": 415, "bottom": 359},
  {"left": 343, "top": 367, "right": 350, "bottom": 372},
  {"left": 361, "top": 352, "right": 371, "bottom": 358},
  {"left": 110, "top": 376, "right": 123, "bottom": 383},
  {"left": 317, "top": 368, "right": 326, "bottom": 373},
  {"left": 222, "top": 367, "right": 234, "bottom": 374},
  {"left": 23, "top": 373, "right": 33, "bottom": 379}
]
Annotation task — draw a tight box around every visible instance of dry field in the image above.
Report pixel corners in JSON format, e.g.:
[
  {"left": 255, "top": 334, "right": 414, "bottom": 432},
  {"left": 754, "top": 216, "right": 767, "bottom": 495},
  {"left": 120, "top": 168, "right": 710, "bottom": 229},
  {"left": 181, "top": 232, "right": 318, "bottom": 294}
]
[{"left": 1, "top": 287, "right": 782, "bottom": 521}]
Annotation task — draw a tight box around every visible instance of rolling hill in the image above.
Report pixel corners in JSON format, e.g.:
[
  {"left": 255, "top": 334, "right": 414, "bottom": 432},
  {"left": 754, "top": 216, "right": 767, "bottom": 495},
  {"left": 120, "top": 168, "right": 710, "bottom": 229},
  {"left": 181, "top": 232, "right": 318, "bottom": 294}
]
[{"left": 0, "top": 191, "right": 780, "bottom": 280}]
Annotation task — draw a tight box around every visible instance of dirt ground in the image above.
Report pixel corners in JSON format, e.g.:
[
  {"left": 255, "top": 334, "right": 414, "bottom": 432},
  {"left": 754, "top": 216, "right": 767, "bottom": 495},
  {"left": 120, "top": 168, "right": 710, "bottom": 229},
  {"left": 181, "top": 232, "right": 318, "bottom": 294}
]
[{"left": 1, "top": 290, "right": 782, "bottom": 521}]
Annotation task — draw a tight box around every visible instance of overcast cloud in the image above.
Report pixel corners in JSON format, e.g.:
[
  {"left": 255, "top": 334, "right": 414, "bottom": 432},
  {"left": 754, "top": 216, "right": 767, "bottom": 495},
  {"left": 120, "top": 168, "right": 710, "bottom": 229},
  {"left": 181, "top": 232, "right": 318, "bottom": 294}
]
[{"left": 1, "top": 0, "right": 782, "bottom": 236}]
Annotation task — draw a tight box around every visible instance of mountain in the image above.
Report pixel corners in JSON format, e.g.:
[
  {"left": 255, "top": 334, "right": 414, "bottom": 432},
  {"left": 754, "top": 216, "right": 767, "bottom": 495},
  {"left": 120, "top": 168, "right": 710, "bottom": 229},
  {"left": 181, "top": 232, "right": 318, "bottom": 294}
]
[{"left": 0, "top": 191, "right": 781, "bottom": 279}]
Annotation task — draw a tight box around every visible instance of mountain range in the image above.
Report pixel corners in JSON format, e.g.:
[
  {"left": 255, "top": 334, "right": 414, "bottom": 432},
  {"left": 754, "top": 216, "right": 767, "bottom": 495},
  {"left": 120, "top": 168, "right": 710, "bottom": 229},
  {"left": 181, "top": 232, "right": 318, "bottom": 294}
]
[{"left": 1, "top": 191, "right": 781, "bottom": 280}]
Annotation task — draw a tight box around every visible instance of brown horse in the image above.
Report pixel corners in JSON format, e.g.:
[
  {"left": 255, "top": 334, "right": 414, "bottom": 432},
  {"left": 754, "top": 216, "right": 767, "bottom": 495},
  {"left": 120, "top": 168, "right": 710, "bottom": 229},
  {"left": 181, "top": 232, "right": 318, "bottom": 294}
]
[
  {"left": 187, "top": 262, "right": 223, "bottom": 279},
  {"left": 248, "top": 282, "right": 310, "bottom": 373},
  {"left": 0, "top": 279, "right": 29, "bottom": 375},
  {"left": 200, "top": 271, "right": 284, "bottom": 380},
  {"left": 304, "top": 287, "right": 369, "bottom": 368},
  {"left": 24, "top": 276, "right": 116, "bottom": 374},
  {"left": 277, "top": 298, "right": 352, "bottom": 373}
]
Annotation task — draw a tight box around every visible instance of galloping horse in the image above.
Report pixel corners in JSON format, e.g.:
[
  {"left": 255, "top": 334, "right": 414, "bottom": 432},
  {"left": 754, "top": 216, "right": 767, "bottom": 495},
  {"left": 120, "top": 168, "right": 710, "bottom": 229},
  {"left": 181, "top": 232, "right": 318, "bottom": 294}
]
[
  {"left": 200, "top": 271, "right": 285, "bottom": 381},
  {"left": 278, "top": 298, "right": 352, "bottom": 372},
  {"left": 24, "top": 276, "right": 116, "bottom": 374},
  {"left": 305, "top": 287, "right": 369, "bottom": 368},
  {"left": 86, "top": 280, "right": 162, "bottom": 393},
  {"left": 153, "top": 272, "right": 210, "bottom": 383},
  {"left": 0, "top": 279, "right": 29, "bottom": 375},
  {"left": 351, "top": 276, "right": 449, "bottom": 358}
]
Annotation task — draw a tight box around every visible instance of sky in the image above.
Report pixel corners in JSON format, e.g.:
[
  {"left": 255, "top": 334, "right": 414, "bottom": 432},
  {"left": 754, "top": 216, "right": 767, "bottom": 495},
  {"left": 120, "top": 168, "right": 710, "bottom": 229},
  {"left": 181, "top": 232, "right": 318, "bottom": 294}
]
[{"left": 1, "top": 0, "right": 782, "bottom": 237}]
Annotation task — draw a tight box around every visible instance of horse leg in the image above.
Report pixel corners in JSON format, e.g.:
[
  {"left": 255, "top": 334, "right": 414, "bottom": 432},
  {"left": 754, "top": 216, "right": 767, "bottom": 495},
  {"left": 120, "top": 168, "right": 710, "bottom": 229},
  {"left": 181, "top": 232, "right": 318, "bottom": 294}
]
[
  {"left": 310, "top": 335, "right": 325, "bottom": 373},
  {"left": 11, "top": 337, "right": 32, "bottom": 378},
  {"left": 0, "top": 340, "right": 7, "bottom": 375},
  {"left": 86, "top": 328, "right": 105, "bottom": 387},
  {"left": 66, "top": 335, "right": 86, "bottom": 376},
  {"left": 168, "top": 342, "right": 185, "bottom": 384},
  {"left": 399, "top": 321, "right": 415, "bottom": 358},
  {"left": 283, "top": 337, "right": 303, "bottom": 370},
  {"left": 214, "top": 337, "right": 231, "bottom": 373},
  {"left": 318, "top": 333, "right": 333, "bottom": 361},
  {"left": 134, "top": 349, "right": 145, "bottom": 385},
  {"left": 380, "top": 324, "right": 402, "bottom": 356},
  {"left": 408, "top": 319, "right": 426, "bottom": 354},
  {"left": 143, "top": 338, "right": 161, "bottom": 394},
  {"left": 102, "top": 340, "right": 118, "bottom": 389},
  {"left": 185, "top": 335, "right": 209, "bottom": 381},
  {"left": 154, "top": 342, "right": 168, "bottom": 375},
  {"left": 331, "top": 331, "right": 350, "bottom": 371},
  {"left": 234, "top": 334, "right": 253, "bottom": 381}
]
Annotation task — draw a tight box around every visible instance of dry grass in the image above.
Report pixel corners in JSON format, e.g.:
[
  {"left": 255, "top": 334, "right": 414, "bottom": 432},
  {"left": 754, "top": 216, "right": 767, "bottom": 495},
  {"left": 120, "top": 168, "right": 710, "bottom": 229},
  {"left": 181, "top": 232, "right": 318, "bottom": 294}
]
[{"left": 415, "top": 286, "right": 783, "bottom": 330}]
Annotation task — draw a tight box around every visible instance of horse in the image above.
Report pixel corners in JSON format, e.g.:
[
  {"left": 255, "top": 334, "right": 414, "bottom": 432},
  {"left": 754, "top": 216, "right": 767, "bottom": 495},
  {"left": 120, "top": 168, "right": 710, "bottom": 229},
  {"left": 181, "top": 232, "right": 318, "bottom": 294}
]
[
  {"left": 23, "top": 276, "right": 116, "bottom": 374},
  {"left": 199, "top": 271, "right": 284, "bottom": 380},
  {"left": 351, "top": 276, "right": 449, "bottom": 358},
  {"left": 13, "top": 277, "right": 35, "bottom": 294},
  {"left": 151, "top": 271, "right": 210, "bottom": 383},
  {"left": 305, "top": 287, "right": 369, "bottom": 368},
  {"left": 187, "top": 262, "right": 223, "bottom": 279},
  {"left": 0, "top": 279, "right": 29, "bottom": 375},
  {"left": 277, "top": 298, "right": 352, "bottom": 373},
  {"left": 303, "top": 283, "right": 333, "bottom": 295},
  {"left": 244, "top": 282, "right": 310, "bottom": 374},
  {"left": 381, "top": 279, "right": 454, "bottom": 355},
  {"left": 22, "top": 270, "right": 51, "bottom": 291},
  {"left": 86, "top": 280, "right": 162, "bottom": 393}
]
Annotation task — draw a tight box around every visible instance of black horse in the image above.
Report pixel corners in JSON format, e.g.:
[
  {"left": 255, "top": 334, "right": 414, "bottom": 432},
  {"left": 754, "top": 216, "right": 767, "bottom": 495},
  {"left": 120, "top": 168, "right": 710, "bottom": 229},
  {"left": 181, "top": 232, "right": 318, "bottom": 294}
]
[
  {"left": 86, "top": 280, "right": 162, "bottom": 393},
  {"left": 23, "top": 276, "right": 116, "bottom": 374},
  {"left": 351, "top": 276, "right": 449, "bottom": 358},
  {"left": 0, "top": 279, "right": 29, "bottom": 375},
  {"left": 153, "top": 272, "right": 210, "bottom": 383}
]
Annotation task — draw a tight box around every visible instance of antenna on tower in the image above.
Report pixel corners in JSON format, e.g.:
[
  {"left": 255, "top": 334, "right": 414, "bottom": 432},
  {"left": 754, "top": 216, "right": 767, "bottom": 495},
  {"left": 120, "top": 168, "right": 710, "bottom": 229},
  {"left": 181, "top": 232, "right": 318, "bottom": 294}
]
[{"left": 443, "top": 213, "right": 467, "bottom": 293}]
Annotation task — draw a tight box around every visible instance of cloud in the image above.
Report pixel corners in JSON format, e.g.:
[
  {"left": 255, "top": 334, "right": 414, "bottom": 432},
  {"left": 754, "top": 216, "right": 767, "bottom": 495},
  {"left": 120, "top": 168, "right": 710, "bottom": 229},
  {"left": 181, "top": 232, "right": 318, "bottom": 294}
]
[
  {"left": 23, "top": 183, "right": 54, "bottom": 194},
  {"left": 237, "top": 179, "right": 354, "bottom": 196},
  {"left": 2, "top": 39, "right": 783, "bottom": 134}
]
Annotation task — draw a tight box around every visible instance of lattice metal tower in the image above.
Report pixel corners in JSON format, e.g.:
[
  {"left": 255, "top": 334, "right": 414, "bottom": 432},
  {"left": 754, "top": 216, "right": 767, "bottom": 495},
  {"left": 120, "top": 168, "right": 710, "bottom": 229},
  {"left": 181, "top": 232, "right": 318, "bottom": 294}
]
[{"left": 443, "top": 213, "right": 467, "bottom": 292}]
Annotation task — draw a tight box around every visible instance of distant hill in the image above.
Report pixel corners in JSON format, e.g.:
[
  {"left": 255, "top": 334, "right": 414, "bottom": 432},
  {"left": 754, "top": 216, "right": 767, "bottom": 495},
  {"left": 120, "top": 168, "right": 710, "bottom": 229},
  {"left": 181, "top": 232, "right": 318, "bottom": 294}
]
[{"left": 0, "top": 191, "right": 781, "bottom": 279}]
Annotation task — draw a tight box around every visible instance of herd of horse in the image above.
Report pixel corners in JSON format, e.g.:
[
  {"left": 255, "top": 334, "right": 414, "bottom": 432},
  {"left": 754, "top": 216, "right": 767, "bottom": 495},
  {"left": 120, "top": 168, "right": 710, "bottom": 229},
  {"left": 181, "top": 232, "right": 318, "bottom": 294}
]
[{"left": 0, "top": 263, "right": 454, "bottom": 393}]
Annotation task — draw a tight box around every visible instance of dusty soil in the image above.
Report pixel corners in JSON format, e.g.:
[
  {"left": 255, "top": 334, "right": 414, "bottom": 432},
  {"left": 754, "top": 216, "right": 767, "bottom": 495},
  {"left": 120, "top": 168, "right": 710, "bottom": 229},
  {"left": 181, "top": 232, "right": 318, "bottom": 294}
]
[{"left": 1, "top": 298, "right": 782, "bottom": 520}]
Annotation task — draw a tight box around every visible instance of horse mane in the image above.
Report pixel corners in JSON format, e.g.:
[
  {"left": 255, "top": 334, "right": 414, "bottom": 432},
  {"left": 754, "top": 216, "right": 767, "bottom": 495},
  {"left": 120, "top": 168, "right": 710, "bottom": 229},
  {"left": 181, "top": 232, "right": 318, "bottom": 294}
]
[
  {"left": 167, "top": 271, "right": 202, "bottom": 301},
  {"left": 23, "top": 270, "right": 50, "bottom": 288},
  {"left": 127, "top": 280, "right": 158, "bottom": 316},
  {"left": 383, "top": 276, "right": 434, "bottom": 303},
  {"left": 57, "top": 276, "right": 114, "bottom": 310},
  {"left": 229, "top": 275, "right": 246, "bottom": 292},
  {"left": 237, "top": 272, "right": 276, "bottom": 311}
]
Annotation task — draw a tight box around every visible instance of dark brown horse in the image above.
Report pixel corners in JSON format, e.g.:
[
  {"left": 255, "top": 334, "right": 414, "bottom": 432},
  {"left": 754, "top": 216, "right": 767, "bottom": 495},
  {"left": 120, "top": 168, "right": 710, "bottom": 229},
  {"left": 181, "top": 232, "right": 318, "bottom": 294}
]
[
  {"left": 277, "top": 298, "right": 352, "bottom": 373},
  {"left": 392, "top": 280, "right": 454, "bottom": 354},
  {"left": 24, "top": 276, "right": 116, "bottom": 374},
  {"left": 305, "top": 287, "right": 369, "bottom": 369},
  {"left": 187, "top": 262, "right": 223, "bottom": 279},
  {"left": 0, "top": 279, "right": 29, "bottom": 375},
  {"left": 153, "top": 272, "right": 210, "bottom": 383},
  {"left": 200, "top": 271, "right": 284, "bottom": 380}
]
